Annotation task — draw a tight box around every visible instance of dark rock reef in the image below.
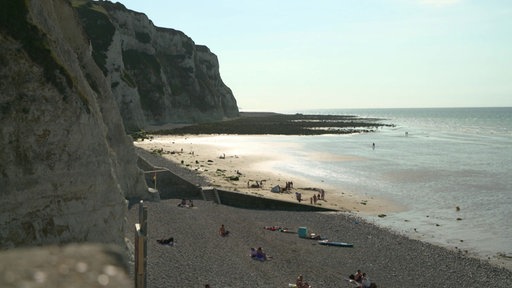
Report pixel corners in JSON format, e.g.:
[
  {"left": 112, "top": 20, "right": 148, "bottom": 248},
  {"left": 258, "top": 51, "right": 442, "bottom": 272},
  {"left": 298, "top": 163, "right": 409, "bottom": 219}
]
[{"left": 156, "top": 112, "right": 393, "bottom": 135}]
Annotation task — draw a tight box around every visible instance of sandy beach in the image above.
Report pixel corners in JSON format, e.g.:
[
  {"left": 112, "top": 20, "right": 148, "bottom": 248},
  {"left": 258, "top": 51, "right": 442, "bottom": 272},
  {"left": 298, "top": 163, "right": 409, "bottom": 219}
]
[{"left": 134, "top": 135, "right": 403, "bottom": 215}]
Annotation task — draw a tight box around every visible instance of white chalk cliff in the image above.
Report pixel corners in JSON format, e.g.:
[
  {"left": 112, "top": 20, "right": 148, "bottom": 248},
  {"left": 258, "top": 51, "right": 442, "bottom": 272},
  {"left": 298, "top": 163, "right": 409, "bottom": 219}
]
[
  {"left": 0, "top": 0, "right": 148, "bottom": 248},
  {"left": 74, "top": 1, "right": 240, "bottom": 132},
  {"left": 1, "top": 0, "right": 238, "bottom": 249}
]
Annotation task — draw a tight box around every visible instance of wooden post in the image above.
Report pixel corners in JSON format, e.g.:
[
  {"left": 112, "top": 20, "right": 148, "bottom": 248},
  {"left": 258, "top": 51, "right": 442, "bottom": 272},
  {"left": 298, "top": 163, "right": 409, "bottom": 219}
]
[{"left": 135, "top": 201, "right": 148, "bottom": 288}]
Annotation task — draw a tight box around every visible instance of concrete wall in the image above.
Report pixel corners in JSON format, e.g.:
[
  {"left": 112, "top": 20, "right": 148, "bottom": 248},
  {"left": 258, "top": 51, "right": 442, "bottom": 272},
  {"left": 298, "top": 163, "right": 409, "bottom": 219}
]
[
  {"left": 212, "top": 189, "right": 336, "bottom": 212},
  {"left": 137, "top": 155, "right": 337, "bottom": 212},
  {"left": 136, "top": 156, "right": 202, "bottom": 201}
]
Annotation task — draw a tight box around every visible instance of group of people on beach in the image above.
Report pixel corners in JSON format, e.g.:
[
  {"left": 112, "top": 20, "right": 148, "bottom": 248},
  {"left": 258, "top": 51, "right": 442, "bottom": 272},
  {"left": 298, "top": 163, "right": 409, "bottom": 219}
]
[
  {"left": 250, "top": 247, "right": 269, "bottom": 261},
  {"left": 177, "top": 199, "right": 194, "bottom": 208},
  {"left": 348, "top": 269, "right": 376, "bottom": 288},
  {"left": 295, "top": 189, "right": 326, "bottom": 204},
  {"left": 158, "top": 220, "right": 374, "bottom": 287},
  {"left": 309, "top": 191, "right": 324, "bottom": 205},
  {"left": 219, "top": 224, "right": 271, "bottom": 261}
]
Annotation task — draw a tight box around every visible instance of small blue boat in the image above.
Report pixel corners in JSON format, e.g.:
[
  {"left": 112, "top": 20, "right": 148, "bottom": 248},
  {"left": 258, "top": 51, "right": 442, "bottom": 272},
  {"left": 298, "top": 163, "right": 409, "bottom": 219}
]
[{"left": 318, "top": 240, "right": 353, "bottom": 247}]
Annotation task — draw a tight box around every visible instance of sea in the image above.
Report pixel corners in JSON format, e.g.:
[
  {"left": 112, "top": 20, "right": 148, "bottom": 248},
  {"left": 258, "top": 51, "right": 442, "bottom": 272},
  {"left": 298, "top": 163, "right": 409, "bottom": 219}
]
[{"left": 244, "top": 107, "right": 512, "bottom": 264}]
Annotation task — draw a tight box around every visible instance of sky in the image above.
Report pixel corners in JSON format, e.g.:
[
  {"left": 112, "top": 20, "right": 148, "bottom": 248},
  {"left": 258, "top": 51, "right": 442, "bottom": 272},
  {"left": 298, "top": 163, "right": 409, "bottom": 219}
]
[{"left": 117, "top": 0, "right": 512, "bottom": 110}]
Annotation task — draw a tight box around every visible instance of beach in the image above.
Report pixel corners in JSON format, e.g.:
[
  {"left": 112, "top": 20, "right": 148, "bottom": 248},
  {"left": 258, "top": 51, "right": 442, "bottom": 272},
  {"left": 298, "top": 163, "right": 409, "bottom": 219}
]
[
  {"left": 130, "top": 134, "right": 512, "bottom": 287},
  {"left": 125, "top": 199, "right": 512, "bottom": 287},
  {"left": 126, "top": 189, "right": 512, "bottom": 287},
  {"left": 134, "top": 135, "right": 403, "bottom": 216}
]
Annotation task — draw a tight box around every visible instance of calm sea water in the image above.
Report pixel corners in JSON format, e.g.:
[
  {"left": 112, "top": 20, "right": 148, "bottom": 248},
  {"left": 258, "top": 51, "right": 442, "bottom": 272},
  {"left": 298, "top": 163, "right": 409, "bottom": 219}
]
[{"left": 260, "top": 107, "right": 512, "bottom": 261}]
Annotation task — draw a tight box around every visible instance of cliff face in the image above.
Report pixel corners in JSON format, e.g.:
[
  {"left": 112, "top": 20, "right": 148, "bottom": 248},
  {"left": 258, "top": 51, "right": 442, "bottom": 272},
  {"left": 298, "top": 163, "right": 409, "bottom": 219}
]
[
  {"left": 74, "top": 1, "right": 239, "bottom": 132},
  {"left": 0, "top": 0, "right": 148, "bottom": 248}
]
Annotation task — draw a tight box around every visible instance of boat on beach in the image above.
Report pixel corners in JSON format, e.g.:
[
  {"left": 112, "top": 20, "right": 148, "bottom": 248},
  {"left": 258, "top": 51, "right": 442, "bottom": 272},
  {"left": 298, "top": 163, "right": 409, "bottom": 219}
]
[{"left": 318, "top": 239, "right": 354, "bottom": 247}]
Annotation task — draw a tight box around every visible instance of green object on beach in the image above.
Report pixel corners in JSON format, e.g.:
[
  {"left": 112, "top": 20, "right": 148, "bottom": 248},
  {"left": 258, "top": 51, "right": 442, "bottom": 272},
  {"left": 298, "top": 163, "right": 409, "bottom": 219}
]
[{"left": 298, "top": 227, "right": 308, "bottom": 238}]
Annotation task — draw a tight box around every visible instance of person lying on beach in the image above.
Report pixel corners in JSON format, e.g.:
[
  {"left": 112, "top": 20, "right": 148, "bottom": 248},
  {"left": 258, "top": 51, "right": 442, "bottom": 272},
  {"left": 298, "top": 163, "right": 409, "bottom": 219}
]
[
  {"left": 264, "top": 226, "right": 295, "bottom": 233},
  {"left": 219, "top": 224, "right": 229, "bottom": 237},
  {"left": 263, "top": 225, "right": 288, "bottom": 231},
  {"left": 156, "top": 237, "right": 174, "bottom": 246},
  {"left": 264, "top": 225, "right": 281, "bottom": 231}
]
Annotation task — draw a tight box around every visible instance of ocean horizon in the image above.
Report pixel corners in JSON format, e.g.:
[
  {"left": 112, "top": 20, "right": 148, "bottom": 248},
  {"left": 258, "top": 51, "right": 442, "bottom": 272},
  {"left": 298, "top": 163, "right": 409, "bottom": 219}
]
[{"left": 242, "top": 106, "right": 512, "bottom": 265}]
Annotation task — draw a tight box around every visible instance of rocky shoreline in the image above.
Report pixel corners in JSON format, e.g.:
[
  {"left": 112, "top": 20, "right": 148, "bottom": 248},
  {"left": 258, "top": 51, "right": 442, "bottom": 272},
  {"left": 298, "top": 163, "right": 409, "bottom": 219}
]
[{"left": 150, "top": 112, "right": 393, "bottom": 135}]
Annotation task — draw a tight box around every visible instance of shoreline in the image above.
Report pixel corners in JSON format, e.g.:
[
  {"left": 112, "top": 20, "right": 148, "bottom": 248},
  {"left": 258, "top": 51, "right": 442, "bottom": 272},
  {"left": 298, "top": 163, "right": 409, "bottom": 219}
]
[{"left": 134, "top": 134, "right": 404, "bottom": 216}]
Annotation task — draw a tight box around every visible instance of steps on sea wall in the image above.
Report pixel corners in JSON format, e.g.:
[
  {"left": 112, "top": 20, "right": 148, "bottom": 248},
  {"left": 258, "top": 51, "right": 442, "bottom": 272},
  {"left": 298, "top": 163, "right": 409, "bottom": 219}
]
[{"left": 201, "top": 187, "right": 222, "bottom": 203}]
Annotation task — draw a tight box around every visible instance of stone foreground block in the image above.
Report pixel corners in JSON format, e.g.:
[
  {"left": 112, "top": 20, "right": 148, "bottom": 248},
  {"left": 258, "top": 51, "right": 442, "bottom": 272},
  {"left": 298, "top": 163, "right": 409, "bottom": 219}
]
[{"left": 0, "top": 244, "right": 132, "bottom": 288}]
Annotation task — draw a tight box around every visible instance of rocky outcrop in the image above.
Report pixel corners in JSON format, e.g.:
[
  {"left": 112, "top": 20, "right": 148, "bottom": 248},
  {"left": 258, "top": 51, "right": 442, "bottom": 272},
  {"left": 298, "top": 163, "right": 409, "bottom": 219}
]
[
  {"left": 74, "top": 1, "right": 239, "bottom": 132},
  {"left": 0, "top": 0, "right": 148, "bottom": 248}
]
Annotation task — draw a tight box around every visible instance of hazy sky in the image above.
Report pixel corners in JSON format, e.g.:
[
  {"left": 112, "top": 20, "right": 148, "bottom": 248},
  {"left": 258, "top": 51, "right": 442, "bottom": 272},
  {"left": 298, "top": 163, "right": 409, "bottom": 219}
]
[{"left": 118, "top": 0, "right": 511, "bottom": 110}]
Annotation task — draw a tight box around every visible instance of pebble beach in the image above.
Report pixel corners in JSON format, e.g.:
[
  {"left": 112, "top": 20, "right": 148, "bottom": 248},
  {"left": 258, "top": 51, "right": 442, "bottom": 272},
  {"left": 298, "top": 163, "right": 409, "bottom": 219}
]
[{"left": 126, "top": 198, "right": 512, "bottom": 288}]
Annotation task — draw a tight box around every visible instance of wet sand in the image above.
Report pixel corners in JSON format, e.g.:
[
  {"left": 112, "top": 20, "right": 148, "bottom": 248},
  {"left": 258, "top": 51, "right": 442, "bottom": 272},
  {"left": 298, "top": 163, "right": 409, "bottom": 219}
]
[{"left": 134, "top": 134, "right": 403, "bottom": 215}]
